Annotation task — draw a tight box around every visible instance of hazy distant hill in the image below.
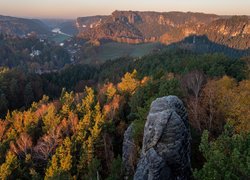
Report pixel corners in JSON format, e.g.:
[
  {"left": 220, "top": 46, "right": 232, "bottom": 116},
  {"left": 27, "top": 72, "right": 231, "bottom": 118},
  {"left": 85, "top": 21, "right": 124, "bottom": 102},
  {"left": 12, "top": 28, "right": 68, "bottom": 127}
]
[
  {"left": 59, "top": 21, "right": 78, "bottom": 35},
  {"left": 0, "top": 15, "right": 49, "bottom": 36},
  {"left": 41, "top": 19, "right": 78, "bottom": 35},
  {"left": 76, "top": 11, "right": 250, "bottom": 50}
]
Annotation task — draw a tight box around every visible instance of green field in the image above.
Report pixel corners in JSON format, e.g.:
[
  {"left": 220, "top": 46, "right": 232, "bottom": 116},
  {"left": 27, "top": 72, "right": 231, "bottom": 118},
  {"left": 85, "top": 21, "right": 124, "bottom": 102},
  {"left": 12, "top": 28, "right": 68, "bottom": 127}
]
[
  {"left": 49, "top": 33, "right": 71, "bottom": 44},
  {"left": 93, "top": 42, "right": 163, "bottom": 62}
]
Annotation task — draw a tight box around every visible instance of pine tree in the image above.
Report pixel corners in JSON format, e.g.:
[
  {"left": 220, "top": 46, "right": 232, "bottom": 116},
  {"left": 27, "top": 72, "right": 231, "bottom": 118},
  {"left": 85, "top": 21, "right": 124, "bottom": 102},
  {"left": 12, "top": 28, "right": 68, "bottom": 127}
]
[
  {"left": 194, "top": 126, "right": 250, "bottom": 179},
  {"left": 24, "top": 82, "right": 34, "bottom": 107},
  {"left": 0, "top": 89, "right": 8, "bottom": 114}
]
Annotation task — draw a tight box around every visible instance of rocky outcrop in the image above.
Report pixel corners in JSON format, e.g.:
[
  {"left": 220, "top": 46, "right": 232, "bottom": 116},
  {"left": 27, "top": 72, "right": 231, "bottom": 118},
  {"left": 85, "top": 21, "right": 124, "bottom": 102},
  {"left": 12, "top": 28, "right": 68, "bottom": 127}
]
[
  {"left": 76, "top": 11, "right": 250, "bottom": 50},
  {"left": 77, "top": 11, "right": 218, "bottom": 43},
  {"left": 201, "top": 16, "right": 250, "bottom": 49},
  {"left": 134, "top": 96, "right": 191, "bottom": 180},
  {"left": 122, "top": 123, "right": 137, "bottom": 179}
]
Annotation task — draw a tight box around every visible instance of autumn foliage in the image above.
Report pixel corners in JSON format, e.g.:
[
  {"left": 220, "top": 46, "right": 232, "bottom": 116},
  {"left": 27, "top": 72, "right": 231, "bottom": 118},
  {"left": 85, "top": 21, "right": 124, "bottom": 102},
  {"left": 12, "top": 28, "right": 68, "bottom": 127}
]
[{"left": 0, "top": 50, "right": 249, "bottom": 179}]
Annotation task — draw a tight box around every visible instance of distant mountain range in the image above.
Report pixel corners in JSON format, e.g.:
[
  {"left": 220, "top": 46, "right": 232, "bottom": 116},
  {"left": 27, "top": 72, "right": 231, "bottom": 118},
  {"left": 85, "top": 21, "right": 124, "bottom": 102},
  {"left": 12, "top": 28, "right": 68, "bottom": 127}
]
[
  {"left": 76, "top": 11, "right": 250, "bottom": 50},
  {"left": 0, "top": 11, "right": 249, "bottom": 50}
]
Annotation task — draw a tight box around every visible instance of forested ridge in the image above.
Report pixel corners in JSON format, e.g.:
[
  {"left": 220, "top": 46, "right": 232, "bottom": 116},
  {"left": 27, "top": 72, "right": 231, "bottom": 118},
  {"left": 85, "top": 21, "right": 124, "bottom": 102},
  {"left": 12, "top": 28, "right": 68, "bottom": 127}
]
[
  {"left": 0, "top": 34, "right": 70, "bottom": 71},
  {"left": 0, "top": 49, "right": 249, "bottom": 179}
]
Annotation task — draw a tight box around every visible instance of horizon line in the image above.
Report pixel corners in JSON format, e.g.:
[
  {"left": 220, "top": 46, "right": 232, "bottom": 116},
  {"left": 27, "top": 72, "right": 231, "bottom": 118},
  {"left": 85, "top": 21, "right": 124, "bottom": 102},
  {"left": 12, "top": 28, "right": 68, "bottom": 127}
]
[{"left": 1, "top": 10, "right": 250, "bottom": 20}]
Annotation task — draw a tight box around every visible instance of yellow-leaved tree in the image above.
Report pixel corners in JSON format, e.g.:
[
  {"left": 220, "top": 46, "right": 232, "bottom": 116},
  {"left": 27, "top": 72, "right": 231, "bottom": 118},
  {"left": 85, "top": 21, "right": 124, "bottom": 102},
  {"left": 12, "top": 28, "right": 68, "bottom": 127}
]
[
  {"left": 45, "top": 137, "right": 72, "bottom": 179},
  {"left": 227, "top": 80, "right": 250, "bottom": 132},
  {"left": 118, "top": 69, "right": 140, "bottom": 95},
  {"left": 76, "top": 87, "right": 95, "bottom": 141},
  {"left": 201, "top": 76, "right": 250, "bottom": 133},
  {"left": 0, "top": 151, "right": 19, "bottom": 180}
]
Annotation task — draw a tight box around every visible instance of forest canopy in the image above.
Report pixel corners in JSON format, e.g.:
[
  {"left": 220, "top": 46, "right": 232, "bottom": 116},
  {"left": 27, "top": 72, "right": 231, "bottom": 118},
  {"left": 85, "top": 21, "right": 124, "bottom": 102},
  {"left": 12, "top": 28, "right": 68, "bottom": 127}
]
[{"left": 0, "top": 49, "right": 249, "bottom": 179}]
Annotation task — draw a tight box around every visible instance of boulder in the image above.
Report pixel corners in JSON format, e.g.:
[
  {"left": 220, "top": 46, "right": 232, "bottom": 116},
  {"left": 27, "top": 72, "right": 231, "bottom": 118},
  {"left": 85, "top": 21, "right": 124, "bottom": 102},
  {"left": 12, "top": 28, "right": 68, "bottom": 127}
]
[{"left": 134, "top": 96, "right": 191, "bottom": 180}]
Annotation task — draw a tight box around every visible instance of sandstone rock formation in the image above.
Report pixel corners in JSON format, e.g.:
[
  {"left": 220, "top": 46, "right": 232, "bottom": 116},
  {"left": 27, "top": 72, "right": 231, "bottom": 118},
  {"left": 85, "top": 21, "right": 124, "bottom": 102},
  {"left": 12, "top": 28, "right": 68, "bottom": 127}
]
[
  {"left": 122, "top": 123, "right": 137, "bottom": 179},
  {"left": 76, "top": 11, "right": 250, "bottom": 49},
  {"left": 134, "top": 96, "right": 191, "bottom": 180}
]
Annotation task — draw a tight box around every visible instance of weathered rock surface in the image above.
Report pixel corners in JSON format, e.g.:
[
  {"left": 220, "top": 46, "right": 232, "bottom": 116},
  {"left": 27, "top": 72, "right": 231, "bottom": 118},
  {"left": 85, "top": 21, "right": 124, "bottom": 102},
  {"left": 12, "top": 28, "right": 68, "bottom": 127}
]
[
  {"left": 76, "top": 11, "right": 250, "bottom": 49},
  {"left": 122, "top": 123, "right": 137, "bottom": 179},
  {"left": 134, "top": 96, "right": 191, "bottom": 180}
]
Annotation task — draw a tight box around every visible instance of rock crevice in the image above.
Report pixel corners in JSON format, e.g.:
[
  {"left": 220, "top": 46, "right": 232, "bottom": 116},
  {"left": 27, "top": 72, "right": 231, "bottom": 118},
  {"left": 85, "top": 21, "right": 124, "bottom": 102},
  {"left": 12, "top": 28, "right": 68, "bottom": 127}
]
[{"left": 133, "top": 96, "right": 191, "bottom": 180}]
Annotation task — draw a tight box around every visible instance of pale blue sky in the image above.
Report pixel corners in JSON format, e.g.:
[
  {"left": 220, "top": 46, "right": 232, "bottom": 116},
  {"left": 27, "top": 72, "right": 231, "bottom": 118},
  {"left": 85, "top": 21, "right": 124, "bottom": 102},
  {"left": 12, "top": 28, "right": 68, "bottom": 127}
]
[{"left": 0, "top": 0, "right": 249, "bottom": 19}]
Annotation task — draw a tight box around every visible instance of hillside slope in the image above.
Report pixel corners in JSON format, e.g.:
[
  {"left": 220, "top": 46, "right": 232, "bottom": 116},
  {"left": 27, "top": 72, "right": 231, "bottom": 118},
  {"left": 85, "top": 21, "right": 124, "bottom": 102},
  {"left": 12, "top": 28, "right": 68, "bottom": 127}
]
[
  {"left": 77, "top": 11, "right": 250, "bottom": 49},
  {"left": 0, "top": 15, "right": 49, "bottom": 36}
]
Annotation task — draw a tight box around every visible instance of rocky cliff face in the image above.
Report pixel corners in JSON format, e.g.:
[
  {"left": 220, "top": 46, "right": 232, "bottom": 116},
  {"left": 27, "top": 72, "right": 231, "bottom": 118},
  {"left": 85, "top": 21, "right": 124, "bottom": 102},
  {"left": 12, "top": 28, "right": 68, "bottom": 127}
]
[
  {"left": 77, "top": 11, "right": 218, "bottom": 44},
  {"left": 122, "top": 123, "right": 137, "bottom": 179},
  {"left": 201, "top": 16, "right": 250, "bottom": 49},
  {"left": 128, "top": 96, "right": 192, "bottom": 180},
  {"left": 77, "top": 11, "right": 250, "bottom": 49},
  {"left": 0, "top": 15, "right": 49, "bottom": 36}
]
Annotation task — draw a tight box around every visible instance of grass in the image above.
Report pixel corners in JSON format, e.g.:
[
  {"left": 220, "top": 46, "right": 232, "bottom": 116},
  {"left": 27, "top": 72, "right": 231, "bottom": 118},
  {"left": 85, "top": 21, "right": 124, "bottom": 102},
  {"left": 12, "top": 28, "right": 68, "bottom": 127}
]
[
  {"left": 95, "top": 42, "right": 163, "bottom": 62},
  {"left": 49, "top": 34, "right": 71, "bottom": 44}
]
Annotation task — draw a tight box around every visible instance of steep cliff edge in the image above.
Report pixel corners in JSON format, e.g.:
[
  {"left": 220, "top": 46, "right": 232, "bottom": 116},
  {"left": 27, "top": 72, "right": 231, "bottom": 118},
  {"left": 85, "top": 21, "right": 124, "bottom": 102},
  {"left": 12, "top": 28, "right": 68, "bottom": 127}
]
[
  {"left": 123, "top": 96, "right": 191, "bottom": 180},
  {"left": 201, "top": 16, "right": 250, "bottom": 49},
  {"left": 77, "top": 11, "right": 250, "bottom": 49},
  {"left": 77, "top": 11, "right": 218, "bottom": 44}
]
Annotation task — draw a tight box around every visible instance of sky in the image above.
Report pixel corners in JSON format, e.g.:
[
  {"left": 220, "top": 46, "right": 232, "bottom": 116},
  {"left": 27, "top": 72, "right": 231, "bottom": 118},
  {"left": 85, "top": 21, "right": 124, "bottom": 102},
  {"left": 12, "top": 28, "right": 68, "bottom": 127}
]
[{"left": 0, "top": 0, "right": 249, "bottom": 19}]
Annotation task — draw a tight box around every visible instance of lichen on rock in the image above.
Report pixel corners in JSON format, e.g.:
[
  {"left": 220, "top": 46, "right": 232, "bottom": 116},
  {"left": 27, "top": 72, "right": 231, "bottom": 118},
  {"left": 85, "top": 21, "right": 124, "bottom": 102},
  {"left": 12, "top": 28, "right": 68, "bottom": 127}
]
[{"left": 134, "top": 95, "right": 191, "bottom": 180}]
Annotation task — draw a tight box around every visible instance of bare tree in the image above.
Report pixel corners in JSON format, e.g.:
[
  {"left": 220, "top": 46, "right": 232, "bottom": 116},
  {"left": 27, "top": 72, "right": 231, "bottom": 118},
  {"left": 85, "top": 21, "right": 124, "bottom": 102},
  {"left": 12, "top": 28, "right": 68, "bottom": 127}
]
[
  {"left": 200, "top": 79, "right": 225, "bottom": 134},
  {"left": 33, "top": 126, "right": 62, "bottom": 162},
  {"left": 10, "top": 133, "right": 32, "bottom": 159},
  {"left": 182, "top": 70, "right": 206, "bottom": 131},
  {"left": 183, "top": 70, "right": 205, "bottom": 99}
]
